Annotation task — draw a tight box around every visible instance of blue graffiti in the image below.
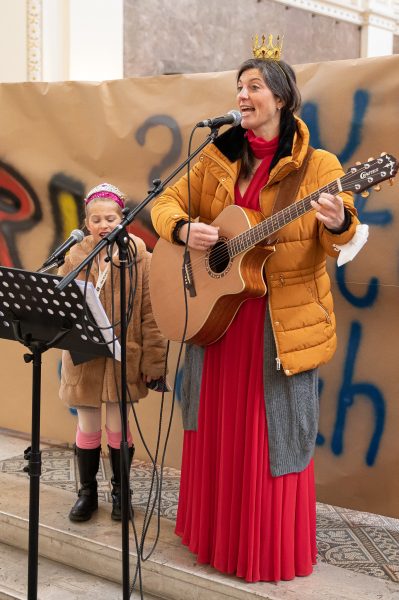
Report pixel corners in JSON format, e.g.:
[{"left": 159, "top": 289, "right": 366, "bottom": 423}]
[
  {"left": 304, "top": 89, "right": 390, "bottom": 467},
  {"left": 301, "top": 89, "right": 369, "bottom": 163},
  {"left": 336, "top": 263, "right": 379, "bottom": 308},
  {"left": 331, "top": 321, "right": 385, "bottom": 466},
  {"left": 175, "top": 365, "right": 183, "bottom": 403},
  {"left": 135, "top": 115, "right": 183, "bottom": 186},
  {"left": 355, "top": 194, "right": 393, "bottom": 227},
  {"left": 316, "top": 377, "right": 325, "bottom": 446},
  {"left": 303, "top": 89, "right": 393, "bottom": 309},
  {"left": 336, "top": 191, "right": 393, "bottom": 306}
]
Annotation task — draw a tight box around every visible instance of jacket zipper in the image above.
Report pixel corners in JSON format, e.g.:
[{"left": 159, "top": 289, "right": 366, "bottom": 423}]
[
  {"left": 308, "top": 284, "right": 331, "bottom": 323},
  {"left": 316, "top": 299, "right": 331, "bottom": 324},
  {"left": 268, "top": 294, "right": 282, "bottom": 371}
]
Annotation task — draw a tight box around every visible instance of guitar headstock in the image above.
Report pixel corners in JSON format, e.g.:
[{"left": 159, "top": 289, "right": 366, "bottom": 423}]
[{"left": 342, "top": 153, "right": 398, "bottom": 195}]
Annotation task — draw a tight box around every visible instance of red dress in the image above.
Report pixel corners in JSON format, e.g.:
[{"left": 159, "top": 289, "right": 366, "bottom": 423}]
[{"left": 176, "top": 137, "right": 317, "bottom": 582}]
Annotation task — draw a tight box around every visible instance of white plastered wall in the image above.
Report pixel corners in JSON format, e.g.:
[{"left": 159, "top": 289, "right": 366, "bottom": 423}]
[
  {"left": 0, "top": 0, "right": 398, "bottom": 83},
  {"left": 0, "top": 0, "right": 123, "bottom": 83},
  {"left": 0, "top": 0, "right": 27, "bottom": 82}
]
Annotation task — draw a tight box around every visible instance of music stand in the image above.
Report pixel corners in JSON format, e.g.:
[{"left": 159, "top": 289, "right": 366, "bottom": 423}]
[{"left": 0, "top": 266, "right": 114, "bottom": 600}]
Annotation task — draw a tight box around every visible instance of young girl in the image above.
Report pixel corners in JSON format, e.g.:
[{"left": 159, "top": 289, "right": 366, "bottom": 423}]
[{"left": 58, "top": 182, "right": 167, "bottom": 522}]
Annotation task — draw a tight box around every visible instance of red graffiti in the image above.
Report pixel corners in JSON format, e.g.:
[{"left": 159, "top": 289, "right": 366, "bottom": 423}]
[{"left": 0, "top": 162, "right": 42, "bottom": 267}]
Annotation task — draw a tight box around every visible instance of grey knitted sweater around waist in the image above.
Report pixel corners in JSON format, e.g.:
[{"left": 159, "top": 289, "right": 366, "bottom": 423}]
[{"left": 180, "top": 308, "right": 319, "bottom": 477}]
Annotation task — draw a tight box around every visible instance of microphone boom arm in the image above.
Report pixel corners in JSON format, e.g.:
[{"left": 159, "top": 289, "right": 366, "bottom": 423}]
[{"left": 56, "top": 127, "right": 220, "bottom": 290}]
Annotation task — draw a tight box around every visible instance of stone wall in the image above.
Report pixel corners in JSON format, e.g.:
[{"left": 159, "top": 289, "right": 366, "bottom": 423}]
[{"left": 123, "top": 0, "right": 360, "bottom": 76}]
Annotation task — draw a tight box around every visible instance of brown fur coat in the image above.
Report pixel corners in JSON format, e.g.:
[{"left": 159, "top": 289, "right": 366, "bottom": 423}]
[{"left": 58, "top": 234, "right": 167, "bottom": 408}]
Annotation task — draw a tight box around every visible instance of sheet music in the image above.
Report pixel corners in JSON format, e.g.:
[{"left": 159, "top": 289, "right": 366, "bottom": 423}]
[{"left": 74, "top": 280, "right": 121, "bottom": 361}]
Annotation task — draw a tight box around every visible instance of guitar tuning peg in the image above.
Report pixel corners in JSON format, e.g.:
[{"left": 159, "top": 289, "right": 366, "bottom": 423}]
[
  {"left": 373, "top": 185, "right": 381, "bottom": 192},
  {"left": 361, "top": 190, "right": 370, "bottom": 198},
  {"left": 367, "top": 157, "right": 374, "bottom": 162},
  {"left": 389, "top": 178, "right": 395, "bottom": 186},
  {"left": 355, "top": 161, "right": 361, "bottom": 166},
  {"left": 380, "top": 151, "right": 386, "bottom": 157}
]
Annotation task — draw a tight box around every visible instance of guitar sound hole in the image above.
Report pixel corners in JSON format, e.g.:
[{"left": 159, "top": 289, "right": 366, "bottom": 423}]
[{"left": 208, "top": 240, "right": 230, "bottom": 274}]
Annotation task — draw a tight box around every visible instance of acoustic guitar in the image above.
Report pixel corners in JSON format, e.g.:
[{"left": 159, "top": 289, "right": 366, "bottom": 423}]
[{"left": 149, "top": 154, "right": 397, "bottom": 345}]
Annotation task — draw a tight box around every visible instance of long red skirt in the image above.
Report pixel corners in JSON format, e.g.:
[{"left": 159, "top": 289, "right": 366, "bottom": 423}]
[{"left": 175, "top": 297, "right": 317, "bottom": 582}]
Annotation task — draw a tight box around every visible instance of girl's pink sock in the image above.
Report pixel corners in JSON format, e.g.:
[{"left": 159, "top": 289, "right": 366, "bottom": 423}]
[
  {"left": 106, "top": 425, "right": 133, "bottom": 449},
  {"left": 75, "top": 427, "right": 102, "bottom": 449}
]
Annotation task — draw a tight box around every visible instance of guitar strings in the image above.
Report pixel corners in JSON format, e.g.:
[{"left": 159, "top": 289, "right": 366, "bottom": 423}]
[
  {"left": 186, "top": 177, "right": 338, "bottom": 272},
  {"left": 183, "top": 159, "right": 394, "bottom": 277},
  {"left": 185, "top": 162, "right": 377, "bottom": 272}
]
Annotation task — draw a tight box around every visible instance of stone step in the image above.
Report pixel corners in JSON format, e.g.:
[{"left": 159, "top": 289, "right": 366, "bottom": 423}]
[
  {"left": 0, "top": 541, "right": 160, "bottom": 599},
  {"left": 0, "top": 472, "right": 397, "bottom": 600}
]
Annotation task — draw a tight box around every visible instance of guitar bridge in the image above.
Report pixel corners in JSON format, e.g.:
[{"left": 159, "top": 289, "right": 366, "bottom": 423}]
[{"left": 182, "top": 251, "right": 197, "bottom": 297}]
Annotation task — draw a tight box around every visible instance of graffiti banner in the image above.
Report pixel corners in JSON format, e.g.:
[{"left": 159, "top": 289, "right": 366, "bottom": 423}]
[{"left": 0, "top": 54, "right": 398, "bottom": 516}]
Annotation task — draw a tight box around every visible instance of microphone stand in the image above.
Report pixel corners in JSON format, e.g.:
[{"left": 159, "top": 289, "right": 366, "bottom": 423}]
[{"left": 56, "top": 126, "right": 220, "bottom": 599}]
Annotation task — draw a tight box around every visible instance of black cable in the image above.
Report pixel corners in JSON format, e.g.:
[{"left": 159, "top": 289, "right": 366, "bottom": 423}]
[
  {"left": 108, "top": 236, "right": 145, "bottom": 599},
  {"left": 128, "top": 124, "right": 205, "bottom": 594},
  {"left": 133, "top": 124, "right": 204, "bottom": 563},
  {"left": 73, "top": 125, "right": 211, "bottom": 597},
  {"left": 78, "top": 239, "right": 145, "bottom": 599}
]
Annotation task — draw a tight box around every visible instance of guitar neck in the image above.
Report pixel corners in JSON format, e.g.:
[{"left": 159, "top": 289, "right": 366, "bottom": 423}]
[{"left": 228, "top": 179, "right": 341, "bottom": 257}]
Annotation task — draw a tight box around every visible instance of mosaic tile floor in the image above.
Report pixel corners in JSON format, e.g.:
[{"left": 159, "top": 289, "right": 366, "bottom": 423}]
[{"left": 1, "top": 446, "right": 398, "bottom": 583}]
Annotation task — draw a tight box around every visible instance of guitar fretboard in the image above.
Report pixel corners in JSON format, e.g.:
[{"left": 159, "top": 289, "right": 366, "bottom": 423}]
[{"left": 228, "top": 180, "right": 340, "bottom": 257}]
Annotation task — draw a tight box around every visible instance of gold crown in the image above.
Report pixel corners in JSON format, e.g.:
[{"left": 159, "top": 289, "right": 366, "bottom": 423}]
[{"left": 252, "top": 34, "right": 283, "bottom": 61}]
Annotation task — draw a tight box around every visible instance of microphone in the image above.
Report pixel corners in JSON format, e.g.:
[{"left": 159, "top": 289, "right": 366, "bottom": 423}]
[
  {"left": 197, "top": 110, "right": 242, "bottom": 129},
  {"left": 42, "top": 229, "right": 84, "bottom": 268}
]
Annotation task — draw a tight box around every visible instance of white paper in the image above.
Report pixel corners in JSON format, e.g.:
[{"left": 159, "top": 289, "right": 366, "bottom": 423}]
[
  {"left": 74, "top": 279, "right": 121, "bottom": 361},
  {"left": 333, "top": 224, "right": 369, "bottom": 267}
]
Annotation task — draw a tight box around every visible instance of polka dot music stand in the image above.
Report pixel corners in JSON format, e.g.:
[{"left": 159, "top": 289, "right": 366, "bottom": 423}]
[{"left": 0, "top": 265, "right": 114, "bottom": 600}]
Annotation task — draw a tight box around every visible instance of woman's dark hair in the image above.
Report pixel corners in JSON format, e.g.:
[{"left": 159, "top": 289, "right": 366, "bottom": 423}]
[
  {"left": 237, "top": 58, "right": 301, "bottom": 178},
  {"left": 237, "top": 58, "right": 301, "bottom": 113}
]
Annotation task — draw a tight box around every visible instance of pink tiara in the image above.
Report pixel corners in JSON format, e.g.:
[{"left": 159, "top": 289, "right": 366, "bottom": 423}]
[{"left": 84, "top": 183, "right": 126, "bottom": 209}]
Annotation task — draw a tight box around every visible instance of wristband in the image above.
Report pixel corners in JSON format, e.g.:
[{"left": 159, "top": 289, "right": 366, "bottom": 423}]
[
  {"left": 172, "top": 219, "right": 189, "bottom": 245},
  {"left": 326, "top": 208, "right": 352, "bottom": 234}
]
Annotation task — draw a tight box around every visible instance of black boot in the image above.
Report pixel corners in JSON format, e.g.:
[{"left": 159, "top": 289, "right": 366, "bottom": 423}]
[
  {"left": 108, "top": 445, "right": 134, "bottom": 521},
  {"left": 69, "top": 446, "right": 101, "bottom": 522}
]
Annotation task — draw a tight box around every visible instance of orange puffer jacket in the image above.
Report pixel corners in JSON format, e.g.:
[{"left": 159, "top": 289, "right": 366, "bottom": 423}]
[{"left": 151, "top": 117, "right": 360, "bottom": 375}]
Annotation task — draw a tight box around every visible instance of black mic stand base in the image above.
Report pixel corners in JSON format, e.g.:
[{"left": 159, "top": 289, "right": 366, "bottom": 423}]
[
  {"left": 114, "top": 228, "right": 132, "bottom": 600},
  {"left": 25, "top": 346, "right": 42, "bottom": 600}
]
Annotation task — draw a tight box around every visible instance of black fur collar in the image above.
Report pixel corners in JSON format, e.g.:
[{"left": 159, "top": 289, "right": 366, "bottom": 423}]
[{"left": 213, "top": 126, "right": 247, "bottom": 162}]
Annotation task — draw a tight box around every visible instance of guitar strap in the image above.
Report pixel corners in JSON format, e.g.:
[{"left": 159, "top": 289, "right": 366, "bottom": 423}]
[{"left": 265, "top": 146, "right": 314, "bottom": 244}]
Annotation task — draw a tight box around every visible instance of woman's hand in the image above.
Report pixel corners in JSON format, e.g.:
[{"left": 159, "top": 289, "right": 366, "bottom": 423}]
[
  {"left": 311, "top": 192, "right": 345, "bottom": 231},
  {"left": 178, "top": 222, "right": 219, "bottom": 250}
]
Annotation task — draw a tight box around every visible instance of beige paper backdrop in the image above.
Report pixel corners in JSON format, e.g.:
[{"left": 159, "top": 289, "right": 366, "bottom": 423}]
[{"left": 0, "top": 54, "right": 397, "bottom": 516}]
